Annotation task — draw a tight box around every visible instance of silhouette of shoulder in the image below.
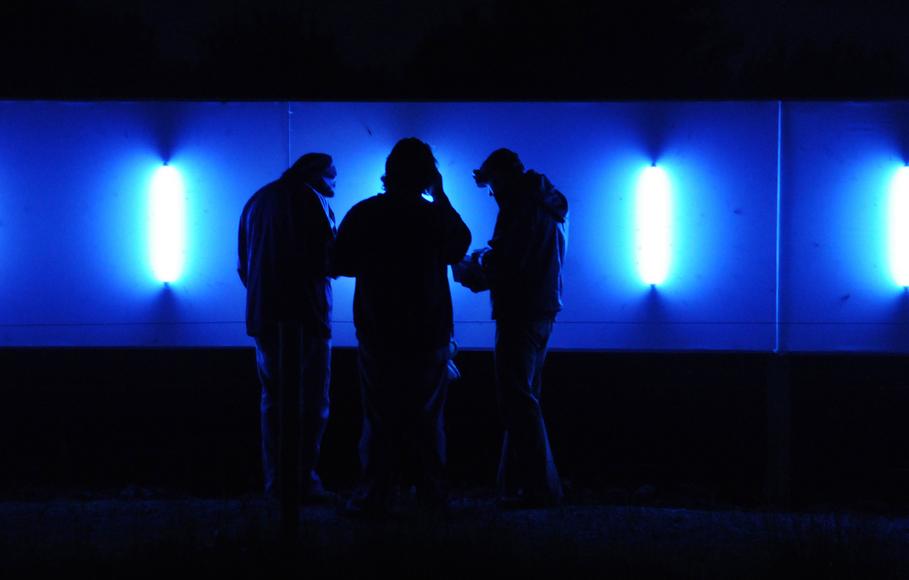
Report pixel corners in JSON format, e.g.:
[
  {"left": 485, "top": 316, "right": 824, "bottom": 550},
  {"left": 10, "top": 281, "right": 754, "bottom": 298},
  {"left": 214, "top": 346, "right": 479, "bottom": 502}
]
[
  {"left": 337, "top": 195, "right": 382, "bottom": 230},
  {"left": 348, "top": 194, "right": 385, "bottom": 214}
]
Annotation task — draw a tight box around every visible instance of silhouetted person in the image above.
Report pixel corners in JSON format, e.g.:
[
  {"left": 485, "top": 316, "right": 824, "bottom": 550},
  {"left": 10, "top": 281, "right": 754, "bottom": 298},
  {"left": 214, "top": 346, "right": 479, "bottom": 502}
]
[
  {"left": 333, "top": 138, "right": 471, "bottom": 516},
  {"left": 457, "top": 148, "right": 568, "bottom": 508},
  {"left": 238, "top": 153, "right": 337, "bottom": 502}
]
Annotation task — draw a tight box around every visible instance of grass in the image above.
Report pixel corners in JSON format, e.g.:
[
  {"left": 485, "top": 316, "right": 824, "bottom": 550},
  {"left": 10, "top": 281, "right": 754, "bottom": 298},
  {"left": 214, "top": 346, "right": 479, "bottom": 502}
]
[{"left": 1, "top": 494, "right": 908, "bottom": 579}]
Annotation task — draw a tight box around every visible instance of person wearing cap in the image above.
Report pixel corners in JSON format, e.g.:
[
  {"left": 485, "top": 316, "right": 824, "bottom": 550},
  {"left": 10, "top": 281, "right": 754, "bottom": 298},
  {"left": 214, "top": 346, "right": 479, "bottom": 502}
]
[
  {"left": 333, "top": 138, "right": 471, "bottom": 516},
  {"left": 238, "top": 153, "right": 337, "bottom": 501},
  {"left": 460, "top": 148, "right": 569, "bottom": 508}
]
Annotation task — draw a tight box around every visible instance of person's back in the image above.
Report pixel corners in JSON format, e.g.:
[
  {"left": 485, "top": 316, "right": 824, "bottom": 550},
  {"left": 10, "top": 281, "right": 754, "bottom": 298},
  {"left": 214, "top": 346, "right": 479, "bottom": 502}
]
[
  {"left": 334, "top": 191, "right": 468, "bottom": 351},
  {"left": 485, "top": 170, "right": 568, "bottom": 322},
  {"left": 239, "top": 177, "right": 334, "bottom": 338},
  {"left": 333, "top": 138, "right": 470, "bottom": 516},
  {"left": 237, "top": 153, "right": 337, "bottom": 500}
]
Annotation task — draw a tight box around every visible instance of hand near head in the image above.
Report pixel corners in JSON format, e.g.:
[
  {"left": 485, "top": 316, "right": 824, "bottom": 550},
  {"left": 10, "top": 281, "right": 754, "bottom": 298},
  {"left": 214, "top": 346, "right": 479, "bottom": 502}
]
[{"left": 429, "top": 168, "right": 451, "bottom": 206}]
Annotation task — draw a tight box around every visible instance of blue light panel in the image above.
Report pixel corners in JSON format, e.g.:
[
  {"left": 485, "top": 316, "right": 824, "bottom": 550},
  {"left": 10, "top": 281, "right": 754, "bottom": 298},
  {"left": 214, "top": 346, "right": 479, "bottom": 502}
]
[
  {"left": 636, "top": 165, "right": 671, "bottom": 286},
  {"left": 890, "top": 166, "right": 909, "bottom": 287},
  {"left": 149, "top": 164, "right": 186, "bottom": 283}
]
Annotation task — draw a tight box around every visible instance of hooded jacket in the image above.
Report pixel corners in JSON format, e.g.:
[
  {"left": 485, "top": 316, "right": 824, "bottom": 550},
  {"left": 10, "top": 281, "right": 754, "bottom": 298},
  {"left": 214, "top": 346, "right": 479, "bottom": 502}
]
[
  {"left": 237, "top": 177, "right": 336, "bottom": 338},
  {"left": 483, "top": 170, "right": 569, "bottom": 321}
]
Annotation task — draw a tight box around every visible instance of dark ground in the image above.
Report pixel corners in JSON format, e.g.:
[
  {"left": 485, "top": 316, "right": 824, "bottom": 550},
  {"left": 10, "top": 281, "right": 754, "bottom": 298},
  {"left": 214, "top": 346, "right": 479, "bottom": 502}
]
[
  {"left": 4, "top": 349, "right": 909, "bottom": 577},
  {"left": 3, "top": 493, "right": 909, "bottom": 578}
]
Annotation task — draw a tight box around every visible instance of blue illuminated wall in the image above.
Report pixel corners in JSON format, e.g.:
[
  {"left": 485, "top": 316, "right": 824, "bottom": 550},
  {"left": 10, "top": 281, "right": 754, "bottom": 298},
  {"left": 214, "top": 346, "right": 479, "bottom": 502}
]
[
  {"left": 291, "top": 102, "right": 778, "bottom": 350},
  {"left": 0, "top": 102, "right": 286, "bottom": 346},
  {"left": 1, "top": 101, "right": 907, "bottom": 351},
  {"left": 781, "top": 102, "right": 909, "bottom": 352}
]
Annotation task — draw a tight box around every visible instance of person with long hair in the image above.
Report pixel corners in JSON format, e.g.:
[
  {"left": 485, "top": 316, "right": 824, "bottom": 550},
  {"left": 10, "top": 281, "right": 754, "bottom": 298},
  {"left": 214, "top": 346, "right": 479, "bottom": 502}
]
[{"left": 333, "top": 138, "right": 471, "bottom": 516}]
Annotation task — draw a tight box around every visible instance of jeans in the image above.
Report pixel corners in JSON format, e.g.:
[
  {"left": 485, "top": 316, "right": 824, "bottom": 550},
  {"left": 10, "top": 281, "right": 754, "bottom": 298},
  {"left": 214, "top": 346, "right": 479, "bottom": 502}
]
[
  {"left": 495, "top": 318, "right": 563, "bottom": 503},
  {"left": 255, "top": 328, "right": 331, "bottom": 496},
  {"left": 355, "top": 343, "right": 451, "bottom": 508}
]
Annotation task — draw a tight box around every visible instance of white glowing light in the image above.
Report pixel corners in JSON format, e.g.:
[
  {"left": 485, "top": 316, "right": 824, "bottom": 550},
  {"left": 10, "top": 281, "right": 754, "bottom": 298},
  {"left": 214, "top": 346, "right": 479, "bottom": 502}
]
[
  {"left": 149, "top": 165, "right": 186, "bottom": 283},
  {"left": 636, "top": 165, "right": 671, "bottom": 286},
  {"left": 889, "top": 166, "right": 909, "bottom": 287}
]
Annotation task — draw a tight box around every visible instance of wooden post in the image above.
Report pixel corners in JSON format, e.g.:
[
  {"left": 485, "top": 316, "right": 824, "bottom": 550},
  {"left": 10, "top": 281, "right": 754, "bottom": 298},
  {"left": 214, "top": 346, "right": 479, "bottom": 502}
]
[{"left": 278, "top": 323, "right": 300, "bottom": 545}]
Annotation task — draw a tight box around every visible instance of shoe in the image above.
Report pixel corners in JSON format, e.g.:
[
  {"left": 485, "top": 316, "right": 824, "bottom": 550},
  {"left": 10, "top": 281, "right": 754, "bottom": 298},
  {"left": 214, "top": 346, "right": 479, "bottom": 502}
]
[{"left": 301, "top": 473, "right": 337, "bottom": 505}]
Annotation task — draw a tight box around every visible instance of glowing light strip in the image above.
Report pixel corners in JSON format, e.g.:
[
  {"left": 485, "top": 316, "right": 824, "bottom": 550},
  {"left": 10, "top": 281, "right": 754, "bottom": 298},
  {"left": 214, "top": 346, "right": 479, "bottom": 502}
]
[
  {"left": 149, "top": 165, "right": 186, "bottom": 283},
  {"left": 889, "top": 166, "right": 909, "bottom": 287},
  {"left": 636, "top": 165, "right": 671, "bottom": 286}
]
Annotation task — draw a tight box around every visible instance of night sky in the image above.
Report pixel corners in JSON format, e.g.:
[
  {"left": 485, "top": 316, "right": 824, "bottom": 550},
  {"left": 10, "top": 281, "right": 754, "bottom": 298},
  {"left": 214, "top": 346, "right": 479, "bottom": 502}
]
[{"left": 1, "top": 0, "right": 907, "bottom": 99}]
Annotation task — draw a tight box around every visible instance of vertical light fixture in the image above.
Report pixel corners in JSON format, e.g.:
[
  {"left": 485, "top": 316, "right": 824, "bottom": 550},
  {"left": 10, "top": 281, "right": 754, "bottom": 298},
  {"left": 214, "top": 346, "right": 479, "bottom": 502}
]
[
  {"left": 889, "top": 165, "right": 909, "bottom": 287},
  {"left": 636, "top": 165, "right": 671, "bottom": 286},
  {"left": 149, "top": 164, "right": 186, "bottom": 284}
]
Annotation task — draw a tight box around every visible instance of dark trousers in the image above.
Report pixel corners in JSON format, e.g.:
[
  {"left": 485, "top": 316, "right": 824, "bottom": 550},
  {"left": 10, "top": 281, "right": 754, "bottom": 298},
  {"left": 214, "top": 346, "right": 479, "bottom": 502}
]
[
  {"left": 356, "top": 343, "right": 450, "bottom": 508},
  {"left": 255, "top": 328, "right": 331, "bottom": 496},
  {"left": 495, "top": 318, "right": 563, "bottom": 503}
]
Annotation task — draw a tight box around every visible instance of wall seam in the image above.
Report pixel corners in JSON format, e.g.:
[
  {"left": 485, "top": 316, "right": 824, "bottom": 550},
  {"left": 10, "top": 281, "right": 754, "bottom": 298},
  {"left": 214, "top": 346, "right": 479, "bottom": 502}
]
[
  {"left": 287, "top": 101, "right": 293, "bottom": 169},
  {"left": 774, "top": 99, "right": 783, "bottom": 354}
]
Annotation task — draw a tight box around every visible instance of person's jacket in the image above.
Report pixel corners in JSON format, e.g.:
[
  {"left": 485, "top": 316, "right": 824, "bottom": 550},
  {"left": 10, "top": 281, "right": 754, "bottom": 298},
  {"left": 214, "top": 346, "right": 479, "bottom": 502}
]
[
  {"left": 483, "top": 170, "right": 568, "bottom": 321},
  {"left": 237, "top": 177, "right": 336, "bottom": 337},
  {"left": 332, "top": 190, "right": 471, "bottom": 352}
]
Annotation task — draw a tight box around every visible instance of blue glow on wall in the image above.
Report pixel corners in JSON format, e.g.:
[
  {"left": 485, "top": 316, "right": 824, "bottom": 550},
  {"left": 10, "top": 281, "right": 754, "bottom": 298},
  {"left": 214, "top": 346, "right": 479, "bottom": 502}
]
[
  {"left": 149, "top": 165, "right": 186, "bottom": 283},
  {"left": 4, "top": 100, "right": 909, "bottom": 352},
  {"left": 0, "top": 101, "right": 287, "bottom": 346},
  {"left": 780, "top": 102, "right": 909, "bottom": 352},
  {"left": 889, "top": 166, "right": 909, "bottom": 287},
  {"left": 288, "top": 102, "right": 777, "bottom": 351},
  {"left": 636, "top": 165, "right": 671, "bottom": 286}
]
